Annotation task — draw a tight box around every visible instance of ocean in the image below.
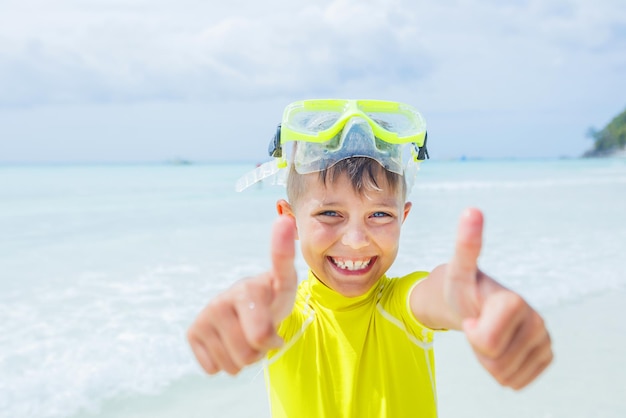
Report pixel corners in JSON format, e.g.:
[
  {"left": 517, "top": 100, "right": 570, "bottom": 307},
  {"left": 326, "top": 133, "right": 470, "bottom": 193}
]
[{"left": 1, "top": 158, "right": 625, "bottom": 418}]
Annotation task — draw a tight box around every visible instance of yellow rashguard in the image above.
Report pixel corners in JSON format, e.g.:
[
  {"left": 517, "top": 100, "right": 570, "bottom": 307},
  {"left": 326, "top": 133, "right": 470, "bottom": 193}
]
[{"left": 265, "top": 271, "right": 438, "bottom": 418}]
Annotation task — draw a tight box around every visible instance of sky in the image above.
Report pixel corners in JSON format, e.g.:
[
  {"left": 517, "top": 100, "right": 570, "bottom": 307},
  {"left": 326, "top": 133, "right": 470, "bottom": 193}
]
[{"left": 0, "top": 0, "right": 625, "bottom": 163}]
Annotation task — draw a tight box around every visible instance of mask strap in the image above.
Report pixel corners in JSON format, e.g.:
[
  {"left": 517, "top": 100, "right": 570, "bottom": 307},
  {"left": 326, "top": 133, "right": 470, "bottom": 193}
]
[
  {"left": 268, "top": 125, "right": 282, "bottom": 158},
  {"left": 417, "top": 131, "right": 429, "bottom": 161}
]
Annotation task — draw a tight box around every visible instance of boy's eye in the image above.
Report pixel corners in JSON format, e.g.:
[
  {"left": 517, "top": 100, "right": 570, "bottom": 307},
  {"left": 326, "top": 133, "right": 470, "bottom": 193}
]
[
  {"left": 372, "top": 212, "right": 391, "bottom": 218},
  {"left": 319, "top": 210, "right": 339, "bottom": 217}
]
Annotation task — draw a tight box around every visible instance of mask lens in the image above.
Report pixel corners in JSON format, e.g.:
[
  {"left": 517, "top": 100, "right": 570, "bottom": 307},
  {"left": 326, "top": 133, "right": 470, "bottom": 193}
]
[
  {"left": 288, "top": 110, "right": 342, "bottom": 134},
  {"left": 292, "top": 117, "right": 405, "bottom": 175},
  {"left": 365, "top": 111, "right": 423, "bottom": 138}
]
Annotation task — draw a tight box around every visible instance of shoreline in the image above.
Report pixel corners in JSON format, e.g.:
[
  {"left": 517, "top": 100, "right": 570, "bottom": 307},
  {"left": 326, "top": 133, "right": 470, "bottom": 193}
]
[{"left": 582, "top": 146, "right": 626, "bottom": 158}]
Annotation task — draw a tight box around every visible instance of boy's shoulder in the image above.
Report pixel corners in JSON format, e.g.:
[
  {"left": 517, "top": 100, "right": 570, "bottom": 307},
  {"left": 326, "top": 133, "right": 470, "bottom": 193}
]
[
  {"left": 378, "top": 271, "right": 435, "bottom": 335},
  {"left": 382, "top": 270, "right": 430, "bottom": 296}
]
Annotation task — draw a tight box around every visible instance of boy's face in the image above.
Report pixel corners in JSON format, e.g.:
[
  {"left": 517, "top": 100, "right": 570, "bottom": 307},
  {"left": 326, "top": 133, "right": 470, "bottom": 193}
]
[{"left": 281, "top": 171, "right": 411, "bottom": 297}]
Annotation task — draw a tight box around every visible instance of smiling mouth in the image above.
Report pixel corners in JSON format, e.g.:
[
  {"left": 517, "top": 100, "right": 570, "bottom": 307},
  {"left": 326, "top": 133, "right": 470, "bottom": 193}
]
[{"left": 329, "top": 256, "right": 375, "bottom": 272}]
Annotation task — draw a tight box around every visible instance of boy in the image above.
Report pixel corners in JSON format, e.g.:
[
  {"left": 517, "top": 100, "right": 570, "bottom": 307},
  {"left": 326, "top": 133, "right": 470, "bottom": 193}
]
[{"left": 188, "top": 100, "right": 553, "bottom": 417}]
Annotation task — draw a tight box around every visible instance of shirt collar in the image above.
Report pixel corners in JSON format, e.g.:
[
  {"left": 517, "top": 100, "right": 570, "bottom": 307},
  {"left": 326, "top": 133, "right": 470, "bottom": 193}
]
[{"left": 305, "top": 270, "right": 386, "bottom": 311}]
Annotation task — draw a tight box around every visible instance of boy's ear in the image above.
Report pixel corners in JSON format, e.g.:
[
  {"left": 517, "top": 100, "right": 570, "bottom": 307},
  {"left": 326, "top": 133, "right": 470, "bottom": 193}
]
[
  {"left": 276, "top": 199, "right": 294, "bottom": 216},
  {"left": 402, "top": 201, "right": 412, "bottom": 223},
  {"left": 276, "top": 199, "right": 299, "bottom": 239}
]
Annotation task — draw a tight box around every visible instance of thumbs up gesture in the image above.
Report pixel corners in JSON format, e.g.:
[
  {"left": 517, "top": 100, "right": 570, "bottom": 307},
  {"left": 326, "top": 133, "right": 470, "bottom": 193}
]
[
  {"left": 187, "top": 215, "right": 298, "bottom": 375},
  {"left": 444, "top": 208, "right": 553, "bottom": 390}
]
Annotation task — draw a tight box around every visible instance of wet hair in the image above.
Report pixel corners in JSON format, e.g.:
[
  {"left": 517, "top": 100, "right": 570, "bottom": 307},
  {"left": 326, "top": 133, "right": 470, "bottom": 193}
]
[{"left": 286, "top": 156, "right": 407, "bottom": 204}]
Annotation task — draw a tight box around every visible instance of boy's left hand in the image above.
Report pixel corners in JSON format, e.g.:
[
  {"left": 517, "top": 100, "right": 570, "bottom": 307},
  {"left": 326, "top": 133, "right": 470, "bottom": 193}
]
[{"left": 444, "top": 208, "right": 553, "bottom": 390}]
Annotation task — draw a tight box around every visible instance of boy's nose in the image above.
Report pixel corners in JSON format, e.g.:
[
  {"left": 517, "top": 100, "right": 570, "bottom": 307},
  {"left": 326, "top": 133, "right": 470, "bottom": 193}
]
[{"left": 341, "top": 224, "right": 370, "bottom": 249}]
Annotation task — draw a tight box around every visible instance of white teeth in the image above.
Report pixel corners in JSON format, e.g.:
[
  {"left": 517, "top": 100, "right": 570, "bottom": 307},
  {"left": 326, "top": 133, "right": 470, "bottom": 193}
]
[{"left": 332, "top": 258, "right": 371, "bottom": 271}]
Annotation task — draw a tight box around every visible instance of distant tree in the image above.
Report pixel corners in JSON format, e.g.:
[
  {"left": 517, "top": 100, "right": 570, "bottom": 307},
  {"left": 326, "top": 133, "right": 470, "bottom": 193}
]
[{"left": 583, "top": 107, "right": 626, "bottom": 157}]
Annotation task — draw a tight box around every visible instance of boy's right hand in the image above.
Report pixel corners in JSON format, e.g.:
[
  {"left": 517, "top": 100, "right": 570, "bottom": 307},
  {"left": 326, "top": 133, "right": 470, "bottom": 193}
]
[{"left": 187, "top": 215, "right": 298, "bottom": 375}]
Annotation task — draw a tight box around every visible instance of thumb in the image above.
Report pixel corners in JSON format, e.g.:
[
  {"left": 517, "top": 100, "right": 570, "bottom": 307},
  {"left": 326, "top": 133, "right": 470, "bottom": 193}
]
[
  {"left": 448, "top": 208, "right": 484, "bottom": 286},
  {"left": 444, "top": 208, "right": 484, "bottom": 320},
  {"left": 269, "top": 215, "right": 298, "bottom": 320}
]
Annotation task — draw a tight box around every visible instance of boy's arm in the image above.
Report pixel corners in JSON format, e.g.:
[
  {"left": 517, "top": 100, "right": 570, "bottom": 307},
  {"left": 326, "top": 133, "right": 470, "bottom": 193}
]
[
  {"left": 410, "top": 208, "right": 553, "bottom": 390},
  {"left": 187, "top": 216, "right": 298, "bottom": 375}
]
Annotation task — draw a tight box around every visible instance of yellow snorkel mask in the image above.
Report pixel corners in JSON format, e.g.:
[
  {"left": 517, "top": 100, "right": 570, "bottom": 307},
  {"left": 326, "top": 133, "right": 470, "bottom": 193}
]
[{"left": 236, "top": 99, "right": 429, "bottom": 192}]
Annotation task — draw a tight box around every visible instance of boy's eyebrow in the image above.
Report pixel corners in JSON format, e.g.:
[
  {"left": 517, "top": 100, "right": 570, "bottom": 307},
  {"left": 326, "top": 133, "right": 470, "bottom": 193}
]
[
  {"left": 317, "top": 197, "right": 401, "bottom": 208},
  {"left": 315, "top": 200, "right": 341, "bottom": 207},
  {"left": 371, "top": 199, "right": 402, "bottom": 209}
]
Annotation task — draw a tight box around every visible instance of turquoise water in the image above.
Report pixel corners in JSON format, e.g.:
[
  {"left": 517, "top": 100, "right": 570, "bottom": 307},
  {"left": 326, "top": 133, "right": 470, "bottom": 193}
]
[{"left": 1, "top": 159, "right": 625, "bottom": 418}]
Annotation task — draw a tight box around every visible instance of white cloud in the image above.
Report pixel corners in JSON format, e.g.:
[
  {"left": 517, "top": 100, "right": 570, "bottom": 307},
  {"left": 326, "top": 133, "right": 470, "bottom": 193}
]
[
  {"left": 0, "top": 0, "right": 624, "bottom": 160},
  {"left": 1, "top": 0, "right": 624, "bottom": 107},
  {"left": 0, "top": 0, "right": 435, "bottom": 105}
]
